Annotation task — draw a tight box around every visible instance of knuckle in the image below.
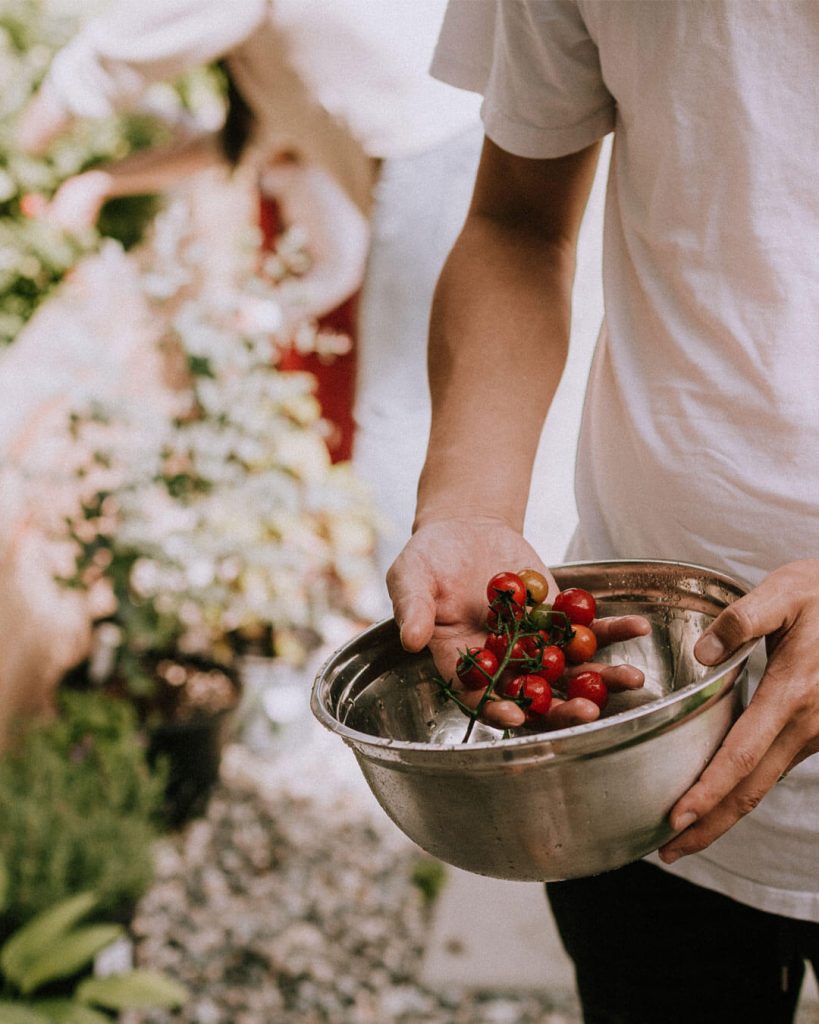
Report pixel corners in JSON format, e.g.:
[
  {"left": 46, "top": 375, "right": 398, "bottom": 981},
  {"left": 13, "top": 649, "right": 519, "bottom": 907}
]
[
  {"left": 717, "top": 602, "right": 757, "bottom": 643},
  {"left": 734, "top": 789, "right": 765, "bottom": 816},
  {"left": 725, "top": 745, "right": 759, "bottom": 777}
]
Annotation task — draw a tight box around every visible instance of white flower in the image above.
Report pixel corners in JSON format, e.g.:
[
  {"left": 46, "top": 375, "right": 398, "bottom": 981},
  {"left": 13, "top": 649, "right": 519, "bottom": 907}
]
[
  {"left": 185, "top": 558, "right": 215, "bottom": 589},
  {"left": 236, "top": 295, "right": 284, "bottom": 335}
]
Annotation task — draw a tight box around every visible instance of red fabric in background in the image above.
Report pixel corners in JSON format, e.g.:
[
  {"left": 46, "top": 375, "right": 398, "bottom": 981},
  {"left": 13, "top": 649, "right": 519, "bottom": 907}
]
[{"left": 258, "top": 192, "right": 358, "bottom": 463}]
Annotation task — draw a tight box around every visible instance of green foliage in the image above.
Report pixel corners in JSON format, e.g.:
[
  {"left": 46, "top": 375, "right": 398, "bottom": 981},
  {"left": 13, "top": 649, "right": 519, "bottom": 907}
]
[
  {"left": 0, "top": 692, "right": 165, "bottom": 935},
  {"left": 0, "top": 894, "right": 187, "bottom": 1021},
  {"left": 75, "top": 971, "right": 188, "bottom": 1011},
  {"left": 95, "top": 195, "right": 162, "bottom": 252},
  {"left": 1, "top": 894, "right": 98, "bottom": 983},
  {"left": 410, "top": 857, "right": 448, "bottom": 908}
]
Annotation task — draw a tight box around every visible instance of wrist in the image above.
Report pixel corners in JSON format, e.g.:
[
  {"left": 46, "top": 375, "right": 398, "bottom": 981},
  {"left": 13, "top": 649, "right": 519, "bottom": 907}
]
[
  {"left": 412, "top": 507, "right": 520, "bottom": 534},
  {"left": 413, "top": 447, "right": 530, "bottom": 535}
]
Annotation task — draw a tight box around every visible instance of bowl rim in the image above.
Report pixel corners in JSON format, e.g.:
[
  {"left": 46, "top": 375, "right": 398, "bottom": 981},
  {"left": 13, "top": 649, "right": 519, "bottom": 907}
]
[{"left": 311, "top": 558, "right": 761, "bottom": 757}]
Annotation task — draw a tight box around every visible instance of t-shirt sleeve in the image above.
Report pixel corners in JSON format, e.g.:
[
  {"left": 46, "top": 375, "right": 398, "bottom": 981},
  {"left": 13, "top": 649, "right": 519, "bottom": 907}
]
[
  {"left": 41, "top": 0, "right": 268, "bottom": 120},
  {"left": 431, "top": 0, "right": 614, "bottom": 159}
]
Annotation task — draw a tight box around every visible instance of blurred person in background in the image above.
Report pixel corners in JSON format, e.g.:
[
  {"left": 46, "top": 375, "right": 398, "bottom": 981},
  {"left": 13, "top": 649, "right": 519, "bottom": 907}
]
[
  {"left": 386, "top": 2, "right": 819, "bottom": 1022},
  {"left": 18, "top": 0, "right": 484, "bottom": 599}
]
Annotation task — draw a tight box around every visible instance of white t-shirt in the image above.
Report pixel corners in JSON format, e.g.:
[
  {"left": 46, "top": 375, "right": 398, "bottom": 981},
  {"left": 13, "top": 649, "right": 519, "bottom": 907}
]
[
  {"left": 433, "top": 0, "right": 819, "bottom": 922},
  {"left": 42, "top": 0, "right": 480, "bottom": 208}
]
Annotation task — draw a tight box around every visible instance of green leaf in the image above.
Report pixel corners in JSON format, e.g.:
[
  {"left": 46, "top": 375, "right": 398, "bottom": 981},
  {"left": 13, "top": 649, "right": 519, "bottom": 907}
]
[
  {"left": 0, "top": 1002, "right": 53, "bottom": 1024},
  {"left": 31, "top": 1000, "right": 111, "bottom": 1024},
  {"left": 18, "top": 925, "right": 123, "bottom": 996},
  {"left": 0, "top": 895, "right": 97, "bottom": 986},
  {"left": 76, "top": 970, "right": 188, "bottom": 1010}
]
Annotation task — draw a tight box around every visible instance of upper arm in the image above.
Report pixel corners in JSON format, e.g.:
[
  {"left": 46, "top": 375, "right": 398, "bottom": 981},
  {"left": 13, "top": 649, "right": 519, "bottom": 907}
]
[{"left": 469, "top": 136, "right": 602, "bottom": 253}]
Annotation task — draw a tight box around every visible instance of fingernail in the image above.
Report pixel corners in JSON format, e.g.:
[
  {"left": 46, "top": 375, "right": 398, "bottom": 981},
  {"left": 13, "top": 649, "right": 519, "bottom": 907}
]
[
  {"left": 695, "top": 633, "right": 726, "bottom": 665},
  {"left": 672, "top": 811, "right": 697, "bottom": 832},
  {"left": 659, "top": 848, "right": 682, "bottom": 864}
]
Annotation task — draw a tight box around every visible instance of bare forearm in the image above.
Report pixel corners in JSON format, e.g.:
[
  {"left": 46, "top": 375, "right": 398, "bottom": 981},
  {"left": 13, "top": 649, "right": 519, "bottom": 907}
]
[
  {"left": 95, "top": 132, "right": 223, "bottom": 198},
  {"left": 416, "top": 215, "right": 575, "bottom": 531}
]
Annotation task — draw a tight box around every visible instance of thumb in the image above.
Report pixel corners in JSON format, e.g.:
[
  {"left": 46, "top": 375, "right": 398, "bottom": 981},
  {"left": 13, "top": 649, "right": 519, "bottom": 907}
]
[
  {"left": 387, "top": 557, "right": 437, "bottom": 653},
  {"left": 694, "top": 579, "right": 786, "bottom": 667}
]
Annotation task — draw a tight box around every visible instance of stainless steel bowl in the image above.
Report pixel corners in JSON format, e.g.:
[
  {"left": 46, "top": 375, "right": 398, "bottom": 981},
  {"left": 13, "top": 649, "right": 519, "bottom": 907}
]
[{"left": 311, "top": 560, "right": 759, "bottom": 881}]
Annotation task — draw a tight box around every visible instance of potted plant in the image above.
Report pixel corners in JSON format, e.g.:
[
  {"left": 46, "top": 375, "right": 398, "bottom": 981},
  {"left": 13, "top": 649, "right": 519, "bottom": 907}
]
[
  {"left": 0, "top": 689, "right": 164, "bottom": 937},
  {"left": 0, "top": 888, "right": 188, "bottom": 1022}
]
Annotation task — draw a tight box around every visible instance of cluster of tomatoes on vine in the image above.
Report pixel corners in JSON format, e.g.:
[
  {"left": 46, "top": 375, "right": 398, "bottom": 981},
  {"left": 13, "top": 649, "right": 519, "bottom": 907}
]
[{"left": 443, "top": 569, "right": 608, "bottom": 737}]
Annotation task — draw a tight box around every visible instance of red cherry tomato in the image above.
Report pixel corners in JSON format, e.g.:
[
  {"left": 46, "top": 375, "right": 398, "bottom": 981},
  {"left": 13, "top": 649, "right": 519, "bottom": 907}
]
[
  {"left": 536, "top": 644, "right": 566, "bottom": 683},
  {"left": 567, "top": 670, "right": 608, "bottom": 709},
  {"left": 552, "top": 587, "right": 597, "bottom": 627},
  {"left": 486, "top": 571, "right": 527, "bottom": 609},
  {"left": 565, "top": 624, "right": 598, "bottom": 664},
  {"left": 456, "top": 647, "right": 499, "bottom": 691},
  {"left": 486, "top": 602, "right": 524, "bottom": 631},
  {"left": 508, "top": 639, "right": 530, "bottom": 663},
  {"left": 503, "top": 674, "right": 552, "bottom": 718},
  {"left": 517, "top": 568, "right": 550, "bottom": 605},
  {"left": 487, "top": 633, "right": 529, "bottom": 667},
  {"left": 518, "top": 634, "right": 542, "bottom": 659},
  {"left": 484, "top": 632, "right": 508, "bottom": 662}
]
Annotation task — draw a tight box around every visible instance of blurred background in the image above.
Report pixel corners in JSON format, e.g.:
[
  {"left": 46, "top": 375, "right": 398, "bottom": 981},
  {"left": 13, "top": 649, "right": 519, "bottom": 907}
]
[{"left": 3, "top": 2, "right": 815, "bottom": 1022}]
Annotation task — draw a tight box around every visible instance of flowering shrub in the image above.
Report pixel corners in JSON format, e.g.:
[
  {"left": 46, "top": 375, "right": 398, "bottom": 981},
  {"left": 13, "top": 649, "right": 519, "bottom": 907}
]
[
  {"left": 0, "top": 0, "right": 222, "bottom": 345},
  {"left": 63, "top": 195, "right": 378, "bottom": 702}
]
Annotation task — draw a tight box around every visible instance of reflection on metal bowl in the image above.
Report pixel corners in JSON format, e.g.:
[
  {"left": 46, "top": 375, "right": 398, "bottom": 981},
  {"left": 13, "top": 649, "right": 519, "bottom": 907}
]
[{"left": 311, "top": 560, "right": 759, "bottom": 881}]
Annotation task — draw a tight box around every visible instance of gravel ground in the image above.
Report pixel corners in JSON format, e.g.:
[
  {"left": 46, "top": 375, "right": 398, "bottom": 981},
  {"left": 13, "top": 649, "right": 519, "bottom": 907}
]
[{"left": 125, "top": 727, "right": 581, "bottom": 1024}]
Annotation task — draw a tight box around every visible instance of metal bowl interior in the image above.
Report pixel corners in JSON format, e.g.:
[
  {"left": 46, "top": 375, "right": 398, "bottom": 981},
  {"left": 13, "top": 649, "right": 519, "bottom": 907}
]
[{"left": 312, "top": 560, "right": 757, "bottom": 760}]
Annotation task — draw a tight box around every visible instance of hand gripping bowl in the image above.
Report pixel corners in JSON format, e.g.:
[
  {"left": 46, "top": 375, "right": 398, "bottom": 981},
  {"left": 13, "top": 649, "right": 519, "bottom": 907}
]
[{"left": 311, "top": 560, "right": 759, "bottom": 881}]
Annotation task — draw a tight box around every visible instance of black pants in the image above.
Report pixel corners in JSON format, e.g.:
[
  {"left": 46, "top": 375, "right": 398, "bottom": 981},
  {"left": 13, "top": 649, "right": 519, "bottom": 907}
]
[{"left": 547, "top": 861, "right": 819, "bottom": 1024}]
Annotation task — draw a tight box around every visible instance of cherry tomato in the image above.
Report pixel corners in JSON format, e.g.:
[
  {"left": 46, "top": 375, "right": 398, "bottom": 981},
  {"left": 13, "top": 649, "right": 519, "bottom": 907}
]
[
  {"left": 517, "top": 568, "right": 550, "bottom": 605},
  {"left": 503, "top": 674, "right": 552, "bottom": 718},
  {"left": 567, "top": 670, "right": 608, "bottom": 709},
  {"left": 536, "top": 644, "right": 566, "bottom": 683},
  {"left": 456, "top": 647, "right": 499, "bottom": 691},
  {"left": 527, "top": 603, "right": 552, "bottom": 630},
  {"left": 486, "top": 571, "right": 527, "bottom": 610},
  {"left": 487, "top": 635, "right": 529, "bottom": 664},
  {"left": 484, "top": 632, "right": 508, "bottom": 662},
  {"left": 565, "top": 624, "right": 598, "bottom": 664},
  {"left": 486, "top": 602, "right": 524, "bottom": 631},
  {"left": 518, "top": 634, "right": 543, "bottom": 659},
  {"left": 509, "top": 638, "right": 530, "bottom": 664},
  {"left": 552, "top": 587, "right": 597, "bottom": 627}
]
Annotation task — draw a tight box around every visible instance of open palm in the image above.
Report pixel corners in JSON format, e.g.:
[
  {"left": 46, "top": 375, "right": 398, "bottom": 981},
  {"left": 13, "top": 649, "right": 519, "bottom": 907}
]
[{"left": 387, "top": 516, "right": 649, "bottom": 730}]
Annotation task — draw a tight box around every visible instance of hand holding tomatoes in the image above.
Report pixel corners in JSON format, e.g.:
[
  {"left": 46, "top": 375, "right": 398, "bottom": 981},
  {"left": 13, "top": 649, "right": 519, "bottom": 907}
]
[
  {"left": 387, "top": 518, "right": 649, "bottom": 736},
  {"left": 447, "top": 567, "right": 648, "bottom": 739}
]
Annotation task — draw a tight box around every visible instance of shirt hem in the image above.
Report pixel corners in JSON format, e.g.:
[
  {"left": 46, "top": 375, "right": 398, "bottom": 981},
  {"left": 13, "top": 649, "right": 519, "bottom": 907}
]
[
  {"left": 482, "top": 100, "right": 614, "bottom": 160},
  {"left": 644, "top": 851, "right": 819, "bottom": 924},
  {"left": 430, "top": 51, "right": 490, "bottom": 94}
]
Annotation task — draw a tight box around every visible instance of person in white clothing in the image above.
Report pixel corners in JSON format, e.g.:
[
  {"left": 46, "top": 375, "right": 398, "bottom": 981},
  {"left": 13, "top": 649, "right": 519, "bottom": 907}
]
[
  {"left": 387, "top": 2, "right": 819, "bottom": 1021},
  {"left": 18, "top": 0, "right": 485, "bottom": 593}
]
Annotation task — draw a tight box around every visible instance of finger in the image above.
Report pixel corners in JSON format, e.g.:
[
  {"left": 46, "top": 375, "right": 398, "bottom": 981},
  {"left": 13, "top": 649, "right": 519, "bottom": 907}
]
[
  {"left": 783, "top": 737, "right": 819, "bottom": 775},
  {"left": 694, "top": 577, "right": 794, "bottom": 666},
  {"left": 592, "top": 614, "right": 652, "bottom": 647},
  {"left": 457, "top": 686, "right": 526, "bottom": 728},
  {"left": 395, "top": 594, "right": 437, "bottom": 652},
  {"left": 545, "top": 696, "right": 600, "bottom": 729},
  {"left": 387, "top": 556, "right": 437, "bottom": 652},
  {"left": 564, "top": 662, "right": 645, "bottom": 691}
]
